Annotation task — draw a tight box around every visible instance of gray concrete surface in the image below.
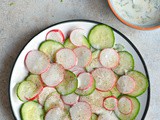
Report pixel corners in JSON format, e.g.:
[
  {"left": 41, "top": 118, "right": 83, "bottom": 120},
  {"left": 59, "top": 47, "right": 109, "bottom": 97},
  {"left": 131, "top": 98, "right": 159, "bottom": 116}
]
[{"left": 0, "top": 0, "right": 159, "bottom": 120}]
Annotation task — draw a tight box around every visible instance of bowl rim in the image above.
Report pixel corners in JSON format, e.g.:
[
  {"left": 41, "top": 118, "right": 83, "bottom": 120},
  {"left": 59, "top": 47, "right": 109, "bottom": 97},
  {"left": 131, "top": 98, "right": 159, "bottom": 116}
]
[
  {"left": 8, "top": 19, "right": 150, "bottom": 120},
  {"left": 107, "top": 0, "right": 160, "bottom": 30}
]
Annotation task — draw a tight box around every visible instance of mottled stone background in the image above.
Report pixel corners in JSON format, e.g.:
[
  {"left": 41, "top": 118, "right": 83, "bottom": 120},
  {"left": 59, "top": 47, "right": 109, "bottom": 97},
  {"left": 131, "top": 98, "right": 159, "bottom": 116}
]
[{"left": 0, "top": 0, "right": 159, "bottom": 120}]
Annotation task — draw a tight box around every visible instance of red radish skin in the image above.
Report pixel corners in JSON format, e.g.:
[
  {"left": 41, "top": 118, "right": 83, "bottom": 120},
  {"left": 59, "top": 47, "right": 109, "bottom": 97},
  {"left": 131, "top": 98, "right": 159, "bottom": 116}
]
[
  {"left": 103, "top": 96, "right": 118, "bottom": 111},
  {"left": 69, "top": 28, "right": 84, "bottom": 46},
  {"left": 61, "top": 93, "right": 80, "bottom": 106},
  {"left": 25, "top": 86, "right": 43, "bottom": 101},
  {"left": 41, "top": 63, "right": 65, "bottom": 87},
  {"left": 73, "top": 46, "right": 92, "bottom": 67},
  {"left": 25, "top": 50, "right": 50, "bottom": 74},
  {"left": 56, "top": 48, "right": 77, "bottom": 69},
  {"left": 78, "top": 73, "right": 93, "bottom": 90},
  {"left": 91, "top": 68, "right": 116, "bottom": 92},
  {"left": 99, "top": 48, "right": 120, "bottom": 69},
  {"left": 45, "top": 29, "right": 65, "bottom": 43},
  {"left": 117, "top": 75, "right": 136, "bottom": 94},
  {"left": 118, "top": 97, "right": 133, "bottom": 115}
]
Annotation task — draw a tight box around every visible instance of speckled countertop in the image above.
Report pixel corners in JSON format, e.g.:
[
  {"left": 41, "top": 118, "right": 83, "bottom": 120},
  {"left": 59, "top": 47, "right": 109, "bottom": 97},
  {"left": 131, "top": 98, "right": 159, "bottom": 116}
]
[{"left": 0, "top": 0, "right": 159, "bottom": 120}]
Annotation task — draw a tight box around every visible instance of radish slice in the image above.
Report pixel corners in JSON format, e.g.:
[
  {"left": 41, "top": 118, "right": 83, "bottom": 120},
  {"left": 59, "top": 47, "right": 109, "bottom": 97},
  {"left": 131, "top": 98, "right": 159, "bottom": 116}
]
[
  {"left": 46, "top": 29, "right": 64, "bottom": 43},
  {"left": 38, "top": 87, "right": 57, "bottom": 105},
  {"left": 117, "top": 75, "right": 136, "bottom": 94},
  {"left": 69, "top": 65, "right": 85, "bottom": 76},
  {"left": 41, "top": 63, "right": 65, "bottom": 87},
  {"left": 61, "top": 93, "right": 79, "bottom": 106},
  {"left": 99, "top": 48, "right": 120, "bottom": 68},
  {"left": 91, "top": 68, "right": 116, "bottom": 92},
  {"left": 73, "top": 46, "right": 92, "bottom": 67},
  {"left": 78, "top": 72, "right": 93, "bottom": 90},
  {"left": 56, "top": 48, "right": 77, "bottom": 69},
  {"left": 118, "top": 97, "right": 133, "bottom": 115},
  {"left": 45, "top": 107, "right": 67, "bottom": 120},
  {"left": 70, "top": 28, "right": 84, "bottom": 46},
  {"left": 103, "top": 96, "right": 118, "bottom": 111},
  {"left": 98, "top": 111, "right": 119, "bottom": 120},
  {"left": 25, "top": 50, "right": 50, "bottom": 74},
  {"left": 44, "top": 92, "right": 64, "bottom": 112},
  {"left": 70, "top": 102, "right": 92, "bottom": 120}
]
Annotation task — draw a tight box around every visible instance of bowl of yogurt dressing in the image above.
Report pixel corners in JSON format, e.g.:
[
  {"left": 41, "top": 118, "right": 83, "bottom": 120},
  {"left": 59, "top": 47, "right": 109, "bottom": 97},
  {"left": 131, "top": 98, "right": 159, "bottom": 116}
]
[{"left": 108, "top": 0, "right": 160, "bottom": 30}]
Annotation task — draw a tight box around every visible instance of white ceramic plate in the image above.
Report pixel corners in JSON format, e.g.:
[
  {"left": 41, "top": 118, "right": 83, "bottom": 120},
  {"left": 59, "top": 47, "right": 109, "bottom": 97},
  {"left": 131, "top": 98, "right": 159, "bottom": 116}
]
[{"left": 9, "top": 20, "right": 150, "bottom": 120}]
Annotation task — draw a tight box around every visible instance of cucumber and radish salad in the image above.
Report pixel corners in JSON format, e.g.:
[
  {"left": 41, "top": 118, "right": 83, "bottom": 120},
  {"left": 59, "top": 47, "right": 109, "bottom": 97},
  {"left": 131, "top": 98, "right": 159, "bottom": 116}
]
[{"left": 16, "top": 24, "right": 148, "bottom": 120}]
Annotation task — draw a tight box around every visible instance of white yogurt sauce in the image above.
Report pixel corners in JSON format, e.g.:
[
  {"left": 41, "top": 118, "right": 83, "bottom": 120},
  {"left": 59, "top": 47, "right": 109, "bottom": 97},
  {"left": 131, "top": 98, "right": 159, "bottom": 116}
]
[{"left": 112, "top": 0, "right": 160, "bottom": 26}]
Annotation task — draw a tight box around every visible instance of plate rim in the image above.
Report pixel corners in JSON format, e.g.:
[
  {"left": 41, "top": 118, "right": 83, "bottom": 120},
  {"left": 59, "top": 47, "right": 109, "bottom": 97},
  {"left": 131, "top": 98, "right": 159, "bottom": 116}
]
[{"left": 8, "top": 19, "right": 150, "bottom": 120}]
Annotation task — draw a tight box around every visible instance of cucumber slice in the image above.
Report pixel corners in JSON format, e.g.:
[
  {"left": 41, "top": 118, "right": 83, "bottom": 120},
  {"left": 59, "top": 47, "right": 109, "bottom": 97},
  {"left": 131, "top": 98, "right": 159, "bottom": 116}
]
[
  {"left": 17, "top": 80, "right": 40, "bottom": 102},
  {"left": 91, "top": 113, "right": 98, "bottom": 120},
  {"left": 114, "top": 96, "right": 140, "bottom": 120},
  {"left": 82, "top": 36, "right": 91, "bottom": 48},
  {"left": 114, "top": 44, "right": 125, "bottom": 52},
  {"left": 86, "top": 50, "right": 102, "bottom": 72},
  {"left": 88, "top": 24, "right": 115, "bottom": 49},
  {"left": 26, "top": 74, "right": 43, "bottom": 90},
  {"left": 44, "top": 92, "right": 64, "bottom": 112},
  {"left": 75, "top": 79, "right": 96, "bottom": 96},
  {"left": 98, "top": 90, "right": 112, "bottom": 98},
  {"left": 127, "top": 70, "right": 148, "bottom": 97},
  {"left": 56, "top": 70, "right": 78, "bottom": 95},
  {"left": 64, "top": 38, "right": 76, "bottom": 49},
  {"left": 39, "top": 40, "right": 64, "bottom": 61},
  {"left": 111, "top": 86, "right": 121, "bottom": 98},
  {"left": 21, "top": 101, "right": 44, "bottom": 120},
  {"left": 113, "top": 51, "right": 134, "bottom": 75}
]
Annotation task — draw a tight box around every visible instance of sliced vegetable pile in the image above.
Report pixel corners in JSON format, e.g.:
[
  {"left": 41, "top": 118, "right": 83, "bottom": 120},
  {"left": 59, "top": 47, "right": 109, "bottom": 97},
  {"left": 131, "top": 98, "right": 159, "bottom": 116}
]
[{"left": 16, "top": 24, "right": 148, "bottom": 120}]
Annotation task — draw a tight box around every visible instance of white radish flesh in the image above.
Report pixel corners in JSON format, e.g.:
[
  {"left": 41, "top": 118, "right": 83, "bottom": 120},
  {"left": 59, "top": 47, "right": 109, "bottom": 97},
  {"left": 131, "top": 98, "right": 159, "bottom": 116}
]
[
  {"left": 118, "top": 97, "right": 133, "bottom": 115},
  {"left": 45, "top": 107, "right": 67, "bottom": 120},
  {"left": 70, "top": 28, "right": 84, "bottom": 46},
  {"left": 25, "top": 50, "right": 50, "bottom": 74},
  {"left": 56, "top": 48, "right": 77, "bottom": 69},
  {"left": 99, "top": 48, "right": 120, "bottom": 68},
  {"left": 74, "top": 46, "right": 92, "bottom": 67},
  {"left": 103, "top": 96, "right": 118, "bottom": 111},
  {"left": 78, "top": 72, "right": 93, "bottom": 90},
  {"left": 70, "top": 102, "right": 92, "bottom": 120},
  {"left": 38, "top": 87, "right": 57, "bottom": 105},
  {"left": 46, "top": 29, "right": 64, "bottom": 43},
  {"left": 61, "top": 93, "right": 79, "bottom": 106},
  {"left": 117, "top": 75, "right": 136, "bottom": 94},
  {"left": 41, "top": 63, "right": 65, "bottom": 87},
  {"left": 92, "top": 68, "right": 116, "bottom": 92}
]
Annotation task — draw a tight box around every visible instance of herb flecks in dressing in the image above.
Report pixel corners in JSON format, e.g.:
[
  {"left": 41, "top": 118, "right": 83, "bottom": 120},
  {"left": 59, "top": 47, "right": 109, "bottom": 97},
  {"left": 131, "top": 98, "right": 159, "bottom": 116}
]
[{"left": 112, "top": 0, "right": 160, "bottom": 26}]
